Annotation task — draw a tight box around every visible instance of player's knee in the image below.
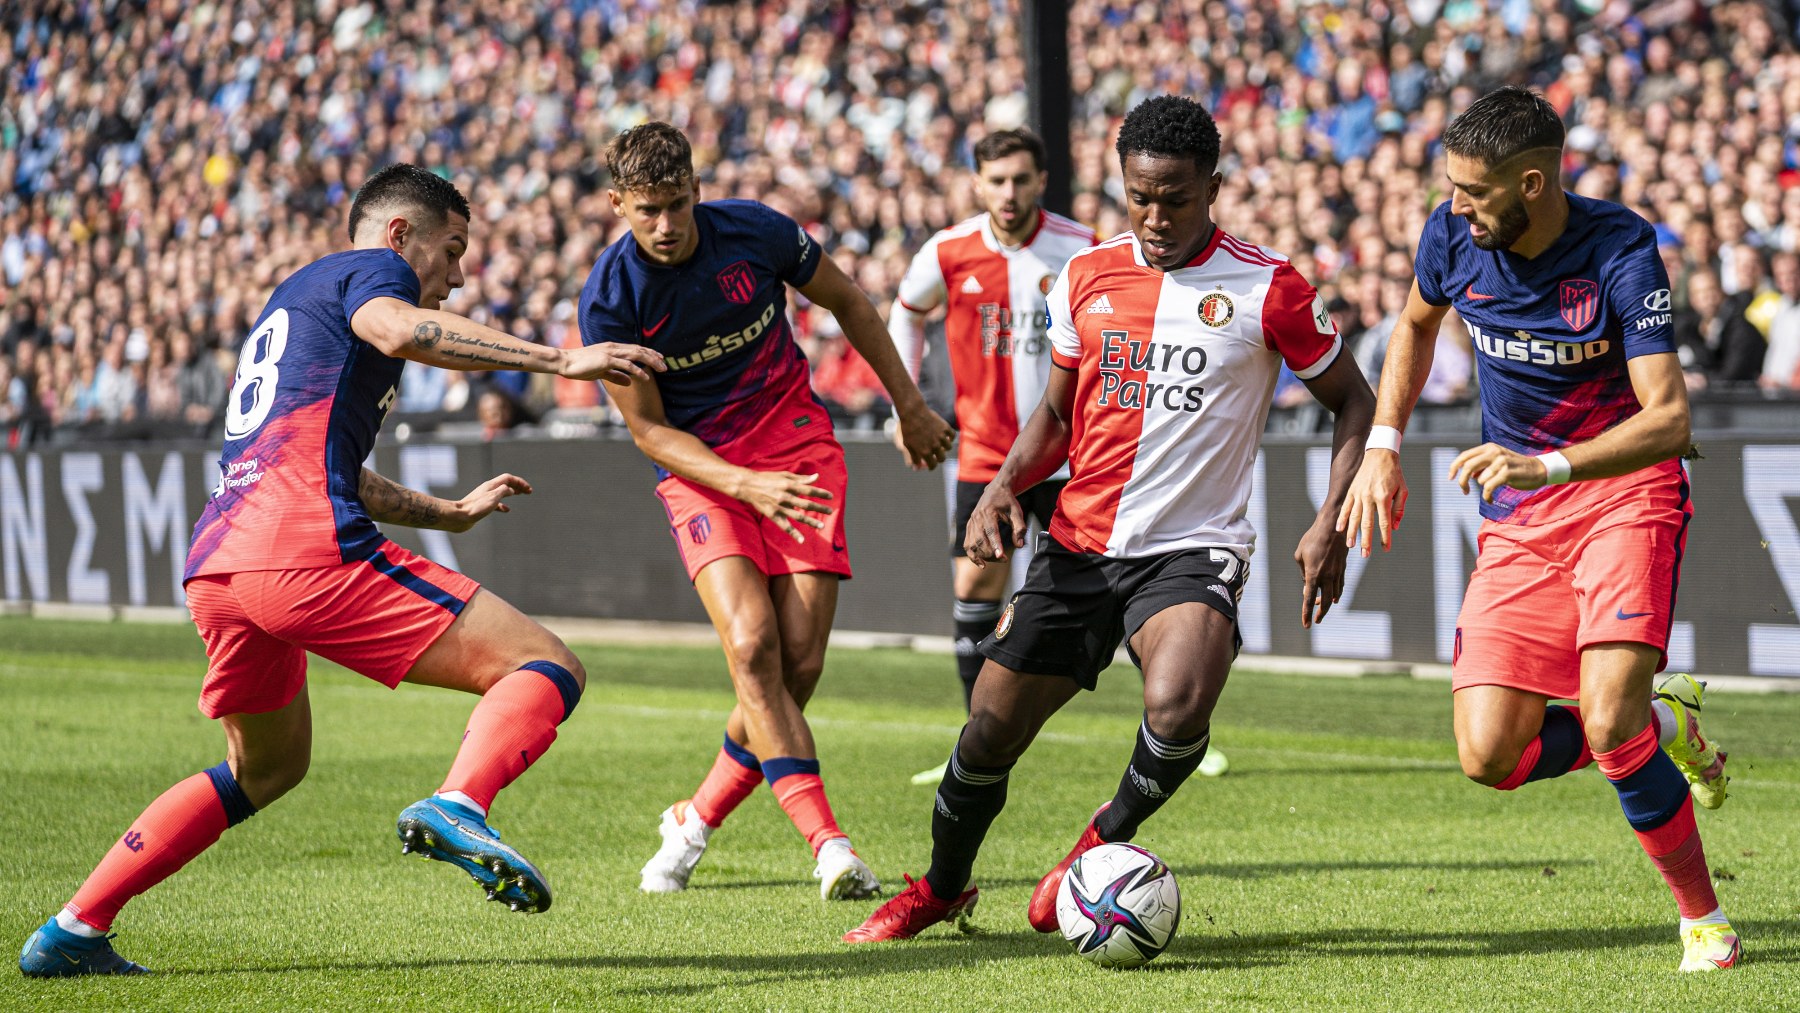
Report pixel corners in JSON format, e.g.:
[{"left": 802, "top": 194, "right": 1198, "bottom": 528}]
[
  {"left": 233, "top": 751, "right": 310, "bottom": 806},
  {"left": 1582, "top": 717, "right": 1640, "bottom": 757},
  {"left": 721, "top": 624, "right": 781, "bottom": 675},
  {"left": 781, "top": 662, "right": 824, "bottom": 708},
  {"left": 960, "top": 708, "right": 1030, "bottom": 768},
  {"left": 547, "top": 648, "right": 587, "bottom": 691},
  {"left": 1457, "top": 742, "right": 1517, "bottom": 787},
  {"left": 1142, "top": 687, "right": 1214, "bottom": 741},
  {"left": 781, "top": 653, "right": 824, "bottom": 703}
]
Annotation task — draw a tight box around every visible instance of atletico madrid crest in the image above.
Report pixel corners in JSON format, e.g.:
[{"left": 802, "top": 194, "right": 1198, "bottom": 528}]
[
  {"left": 1198, "top": 292, "right": 1234, "bottom": 328},
  {"left": 717, "top": 261, "right": 757, "bottom": 305},
  {"left": 1559, "top": 279, "right": 1598, "bottom": 331}
]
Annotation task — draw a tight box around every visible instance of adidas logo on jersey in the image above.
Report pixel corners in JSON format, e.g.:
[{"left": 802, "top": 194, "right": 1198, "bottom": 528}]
[
  {"left": 1086, "top": 293, "right": 1115, "bottom": 314},
  {"left": 961, "top": 275, "right": 985, "bottom": 294}
]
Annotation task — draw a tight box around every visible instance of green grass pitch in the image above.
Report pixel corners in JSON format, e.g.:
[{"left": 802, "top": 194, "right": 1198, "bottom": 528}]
[{"left": 1, "top": 615, "right": 1796, "bottom": 1010}]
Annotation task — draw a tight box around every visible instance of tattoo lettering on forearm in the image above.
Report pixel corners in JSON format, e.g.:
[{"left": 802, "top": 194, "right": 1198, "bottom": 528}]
[
  {"left": 418, "top": 328, "right": 544, "bottom": 369},
  {"left": 360, "top": 469, "right": 445, "bottom": 528}
]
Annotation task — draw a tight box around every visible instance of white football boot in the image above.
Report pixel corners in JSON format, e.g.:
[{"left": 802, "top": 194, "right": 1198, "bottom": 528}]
[
  {"left": 814, "top": 837, "right": 881, "bottom": 900},
  {"left": 639, "top": 800, "right": 713, "bottom": 893}
]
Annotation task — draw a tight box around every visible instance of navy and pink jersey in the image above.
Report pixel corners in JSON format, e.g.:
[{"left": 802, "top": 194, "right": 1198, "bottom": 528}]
[
  {"left": 1414, "top": 193, "right": 1679, "bottom": 524},
  {"left": 185, "top": 249, "right": 419, "bottom": 579},
  {"left": 579, "top": 200, "right": 827, "bottom": 473}
]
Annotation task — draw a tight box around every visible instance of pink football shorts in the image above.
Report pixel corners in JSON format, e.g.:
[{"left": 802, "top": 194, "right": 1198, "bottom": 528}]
[
  {"left": 1452, "top": 471, "right": 1690, "bottom": 700},
  {"left": 185, "top": 539, "right": 480, "bottom": 717},
  {"left": 655, "top": 435, "right": 853, "bottom": 582}
]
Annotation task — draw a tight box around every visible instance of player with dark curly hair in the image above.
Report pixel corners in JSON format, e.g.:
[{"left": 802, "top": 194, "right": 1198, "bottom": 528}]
[{"left": 847, "top": 96, "right": 1375, "bottom": 943}]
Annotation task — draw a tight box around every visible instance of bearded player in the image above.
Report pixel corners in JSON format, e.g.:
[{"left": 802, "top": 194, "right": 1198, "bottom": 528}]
[
  {"left": 848, "top": 96, "right": 1374, "bottom": 943},
  {"left": 1338, "top": 87, "right": 1738, "bottom": 972},
  {"left": 19, "top": 165, "right": 666, "bottom": 976},
  {"left": 580, "top": 123, "right": 954, "bottom": 900},
  {"left": 888, "top": 128, "right": 1095, "bottom": 786}
]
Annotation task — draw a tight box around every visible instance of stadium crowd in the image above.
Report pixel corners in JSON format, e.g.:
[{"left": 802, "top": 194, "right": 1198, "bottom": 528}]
[{"left": 4, "top": 0, "right": 1800, "bottom": 448}]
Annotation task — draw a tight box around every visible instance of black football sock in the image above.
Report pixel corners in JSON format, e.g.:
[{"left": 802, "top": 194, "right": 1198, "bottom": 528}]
[
  {"left": 952, "top": 599, "right": 1002, "bottom": 711},
  {"left": 1095, "top": 717, "right": 1210, "bottom": 843},
  {"left": 924, "top": 737, "right": 1013, "bottom": 900}
]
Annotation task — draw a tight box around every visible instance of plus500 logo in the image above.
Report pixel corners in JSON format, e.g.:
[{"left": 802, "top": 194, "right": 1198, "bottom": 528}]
[{"left": 1470, "top": 323, "right": 1610, "bottom": 366}]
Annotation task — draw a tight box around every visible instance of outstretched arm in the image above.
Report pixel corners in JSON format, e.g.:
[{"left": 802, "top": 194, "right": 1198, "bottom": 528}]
[
  {"left": 799, "top": 254, "right": 955, "bottom": 470},
  {"left": 359, "top": 468, "right": 532, "bottom": 533},
  {"left": 351, "top": 297, "right": 665, "bottom": 383}
]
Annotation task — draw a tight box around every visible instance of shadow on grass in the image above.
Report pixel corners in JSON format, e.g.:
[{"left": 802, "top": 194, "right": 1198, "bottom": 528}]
[
  {"left": 159, "top": 919, "right": 1795, "bottom": 993},
  {"left": 684, "top": 858, "right": 1596, "bottom": 896},
  {"left": 1198, "top": 763, "right": 1463, "bottom": 777},
  {"left": 1169, "top": 857, "right": 1596, "bottom": 881},
  {"left": 1149, "top": 918, "right": 1799, "bottom": 972}
]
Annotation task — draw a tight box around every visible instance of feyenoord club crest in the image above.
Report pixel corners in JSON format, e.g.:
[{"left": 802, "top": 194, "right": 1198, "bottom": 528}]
[
  {"left": 995, "top": 601, "right": 1016, "bottom": 639},
  {"left": 1559, "top": 279, "right": 1598, "bottom": 331},
  {"left": 1198, "top": 292, "right": 1234, "bottom": 327},
  {"left": 717, "top": 261, "right": 756, "bottom": 305},
  {"left": 1039, "top": 274, "right": 1054, "bottom": 295}
]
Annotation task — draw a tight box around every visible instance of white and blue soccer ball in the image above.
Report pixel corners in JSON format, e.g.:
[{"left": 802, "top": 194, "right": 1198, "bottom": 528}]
[{"left": 1055, "top": 842, "right": 1181, "bottom": 969}]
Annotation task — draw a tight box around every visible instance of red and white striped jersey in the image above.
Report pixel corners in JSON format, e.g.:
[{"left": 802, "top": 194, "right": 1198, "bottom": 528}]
[
  {"left": 891, "top": 209, "right": 1096, "bottom": 483},
  {"left": 1045, "top": 227, "right": 1342, "bottom": 558}
]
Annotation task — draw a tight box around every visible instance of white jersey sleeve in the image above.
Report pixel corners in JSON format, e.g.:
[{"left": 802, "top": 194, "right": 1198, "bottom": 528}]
[
  {"left": 890, "top": 239, "right": 949, "bottom": 381},
  {"left": 896, "top": 239, "right": 948, "bottom": 314},
  {"left": 1046, "top": 261, "right": 1079, "bottom": 362}
]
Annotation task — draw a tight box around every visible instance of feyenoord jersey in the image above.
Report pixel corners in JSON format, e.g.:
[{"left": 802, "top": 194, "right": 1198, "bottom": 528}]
[
  {"left": 1415, "top": 193, "right": 1680, "bottom": 524},
  {"left": 185, "top": 249, "right": 420, "bottom": 579},
  {"left": 896, "top": 210, "right": 1096, "bottom": 483},
  {"left": 1045, "top": 228, "right": 1342, "bottom": 558},
  {"left": 580, "top": 199, "right": 827, "bottom": 473}
]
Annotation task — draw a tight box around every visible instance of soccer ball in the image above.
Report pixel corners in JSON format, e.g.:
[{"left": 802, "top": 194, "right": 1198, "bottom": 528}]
[{"left": 1054, "top": 843, "right": 1181, "bottom": 969}]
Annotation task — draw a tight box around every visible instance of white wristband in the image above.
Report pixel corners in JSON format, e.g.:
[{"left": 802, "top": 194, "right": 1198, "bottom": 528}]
[
  {"left": 1366, "top": 425, "right": 1403, "bottom": 453},
  {"left": 1537, "top": 450, "right": 1572, "bottom": 486}
]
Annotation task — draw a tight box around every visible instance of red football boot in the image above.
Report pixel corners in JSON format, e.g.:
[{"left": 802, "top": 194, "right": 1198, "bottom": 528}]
[
  {"left": 1026, "top": 804, "right": 1109, "bottom": 933},
  {"left": 843, "top": 875, "right": 979, "bottom": 943}
]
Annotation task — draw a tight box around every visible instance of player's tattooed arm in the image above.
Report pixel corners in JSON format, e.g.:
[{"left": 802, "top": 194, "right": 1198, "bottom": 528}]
[
  {"left": 352, "top": 298, "right": 663, "bottom": 383},
  {"left": 410, "top": 324, "right": 532, "bottom": 368},
  {"left": 359, "top": 469, "right": 450, "bottom": 529},
  {"left": 358, "top": 468, "right": 533, "bottom": 533}
]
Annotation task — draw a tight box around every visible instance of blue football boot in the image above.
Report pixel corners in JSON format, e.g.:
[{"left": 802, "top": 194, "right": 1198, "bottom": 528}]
[
  {"left": 396, "top": 797, "right": 552, "bottom": 913},
  {"left": 19, "top": 917, "right": 149, "bottom": 977}
]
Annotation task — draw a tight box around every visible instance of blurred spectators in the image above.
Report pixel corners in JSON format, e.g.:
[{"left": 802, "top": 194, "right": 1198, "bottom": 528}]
[
  {"left": 1762, "top": 250, "right": 1800, "bottom": 390},
  {"left": 6, "top": 0, "right": 1800, "bottom": 449},
  {"left": 477, "top": 387, "right": 530, "bottom": 441},
  {"left": 173, "top": 332, "right": 226, "bottom": 434}
]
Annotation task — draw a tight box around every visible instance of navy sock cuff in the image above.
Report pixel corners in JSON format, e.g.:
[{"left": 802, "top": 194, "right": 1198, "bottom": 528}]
[
  {"left": 761, "top": 756, "right": 821, "bottom": 785},
  {"left": 1530, "top": 704, "right": 1586, "bottom": 780},
  {"left": 520, "top": 660, "right": 581, "bottom": 722},
  {"left": 1608, "top": 749, "right": 1689, "bottom": 831},
  {"left": 204, "top": 761, "right": 257, "bottom": 827},
  {"left": 722, "top": 733, "right": 760, "bottom": 771}
]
